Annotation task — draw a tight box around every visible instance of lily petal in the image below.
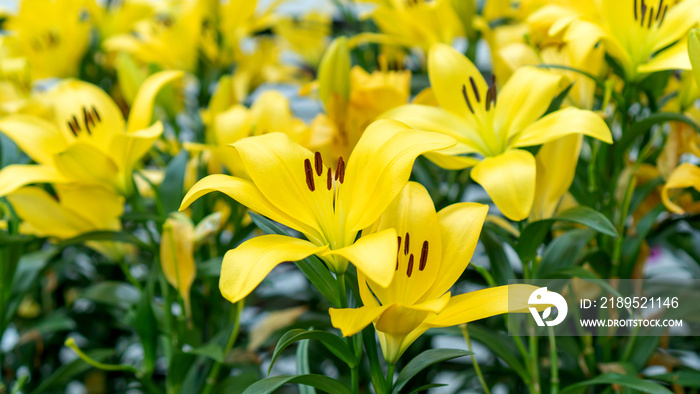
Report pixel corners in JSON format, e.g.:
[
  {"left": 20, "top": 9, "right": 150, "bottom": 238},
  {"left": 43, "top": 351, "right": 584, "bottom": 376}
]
[
  {"left": 638, "top": 40, "right": 691, "bottom": 74},
  {"left": 341, "top": 119, "right": 456, "bottom": 232},
  {"left": 48, "top": 79, "right": 125, "bottom": 148},
  {"left": 329, "top": 305, "right": 390, "bottom": 337},
  {"left": 53, "top": 143, "right": 120, "bottom": 191},
  {"left": 180, "top": 174, "right": 320, "bottom": 239},
  {"left": 220, "top": 235, "right": 328, "bottom": 304},
  {"left": 6, "top": 186, "right": 94, "bottom": 239},
  {"left": 0, "top": 165, "right": 66, "bottom": 197},
  {"left": 322, "top": 228, "right": 398, "bottom": 288},
  {"left": 0, "top": 115, "right": 67, "bottom": 164},
  {"left": 425, "top": 284, "right": 540, "bottom": 327},
  {"left": 109, "top": 121, "right": 163, "bottom": 174},
  {"left": 471, "top": 149, "right": 536, "bottom": 221},
  {"left": 424, "top": 150, "right": 481, "bottom": 170},
  {"left": 422, "top": 202, "right": 489, "bottom": 301},
  {"left": 428, "top": 43, "right": 488, "bottom": 122},
  {"left": 232, "top": 132, "right": 326, "bottom": 234},
  {"left": 54, "top": 184, "right": 124, "bottom": 230},
  {"left": 365, "top": 182, "right": 443, "bottom": 305},
  {"left": 381, "top": 104, "right": 487, "bottom": 154},
  {"left": 495, "top": 67, "right": 564, "bottom": 142},
  {"left": 375, "top": 296, "right": 450, "bottom": 336},
  {"left": 509, "top": 107, "right": 612, "bottom": 148},
  {"left": 662, "top": 163, "right": 700, "bottom": 214},
  {"left": 690, "top": 29, "right": 700, "bottom": 87},
  {"left": 126, "top": 70, "right": 184, "bottom": 133},
  {"left": 653, "top": 0, "right": 700, "bottom": 53},
  {"left": 530, "top": 135, "right": 582, "bottom": 221}
]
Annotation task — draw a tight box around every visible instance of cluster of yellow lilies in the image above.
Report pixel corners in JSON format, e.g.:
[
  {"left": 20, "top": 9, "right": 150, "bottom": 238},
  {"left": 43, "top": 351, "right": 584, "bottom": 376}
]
[{"left": 1, "top": 0, "right": 700, "bottom": 391}]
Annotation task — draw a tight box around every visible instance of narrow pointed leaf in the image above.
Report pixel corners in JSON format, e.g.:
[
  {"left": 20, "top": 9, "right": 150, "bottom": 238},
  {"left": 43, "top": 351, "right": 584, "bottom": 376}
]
[
  {"left": 393, "top": 349, "right": 472, "bottom": 394},
  {"left": 243, "top": 374, "right": 351, "bottom": 394},
  {"left": 268, "top": 329, "right": 359, "bottom": 374},
  {"left": 560, "top": 373, "right": 673, "bottom": 394}
]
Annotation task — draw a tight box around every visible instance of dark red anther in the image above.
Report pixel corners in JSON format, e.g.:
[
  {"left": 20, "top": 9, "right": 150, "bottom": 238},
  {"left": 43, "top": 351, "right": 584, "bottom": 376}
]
[
  {"left": 404, "top": 232, "right": 410, "bottom": 255},
  {"left": 326, "top": 167, "right": 332, "bottom": 190},
  {"left": 419, "top": 241, "right": 428, "bottom": 271},
  {"left": 469, "top": 77, "right": 480, "bottom": 103},
  {"left": 314, "top": 152, "right": 323, "bottom": 176},
  {"left": 407, "top": 254, "right": 414, "bottom": 277},
  {"left": 304, "top": 159, "right": 315, "bottom": 191},
  {"left": 461, "top": 84, "right": 474, "bottom": 114}
]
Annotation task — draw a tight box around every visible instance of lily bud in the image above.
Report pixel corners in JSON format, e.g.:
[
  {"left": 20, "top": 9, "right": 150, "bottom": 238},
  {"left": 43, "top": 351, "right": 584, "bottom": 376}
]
[
  {"left": 318, "top": 36, "right": 351, "bottom": 110},
  {"left": 160, "top": 212, "right": 196, "bottom": 322},
  {"left": 689, "top": 28, "right": 700, "bottom": 88}
]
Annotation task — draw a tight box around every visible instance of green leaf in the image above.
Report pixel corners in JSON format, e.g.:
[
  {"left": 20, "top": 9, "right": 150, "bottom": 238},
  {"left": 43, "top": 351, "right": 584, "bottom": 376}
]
[
  {"left": 544, "top": 82, "right": 575, "bottom": 115},
  {"left": 393, "top": 349, "right": 472, "bottom": 394},
  {"left": 58, "top": 230, "right": 153, "bottom": 252},
  {"left": 269, "top": 329, "right": 358, "bottom": 374},
  {"left": 646, "top": 371, "right": 700, "bottom": 388},
  {"left": 481, "top": 229, "right": 514, "bottom": 285},
  {"left": 561, "top": 373, "right": 673, "bottom": 394},
  {"left": 296, "top": 339, "right": 316, "bottom": 394},
  {"left": 464, "top": 325, "right": 530, "bottom": 383},
  {"left": 409, "top": 383, "right": 448, "bottom": 394},
  {"left": 249, "top": 212, "right": 340, "bottom": 306},
  {"left": 555, "top": 206, "right": 617, "bottom": 236},
  {"left": 131, "top": 285, "right": 158, "bottom": 375},
  {"left": 185, "top": 342, "right": 224, "bottom": 363},
  {"left": 243, "top": 374, "right": 351, "bottom": 394},
  {"left": 363, "top": 326, "right": 388, "bottom": 394},
  {"left": 29, "top": 311, "right": 76, "bottom": 336},
  {"left": 519, "top": 206, "right": 617, "bottom": 263},
  {"left": 619, "top": 112, "right": 700, "bottom": 153},
  {"left": 160, "top": 150, "right": 189, "bottom": 215},
  {"left": 81, "top": 281, "right": 141, "bottom": 308},
  {"left": 536, "top": 229, "right": 595, "bottom": 278}
]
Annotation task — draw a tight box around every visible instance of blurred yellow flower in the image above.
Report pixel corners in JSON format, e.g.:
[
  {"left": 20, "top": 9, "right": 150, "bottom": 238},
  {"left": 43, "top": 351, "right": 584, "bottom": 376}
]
[
  {"left": 3, "top": 0, "right": 93, "bottom": 81},
  {"left": 662, "top": 163, "right": 700, "bottom": 214},
  {"left": 161, "top": 212, "right": 196, "bottom": 322},
  {"left": 358, "top": 0, "right": 464, "bottom": 52},
  {"left": 531, "top": 0, "right": 700, "bottom": 79},
  {"left": 384, "top": 44, "right": 611, "bottom": 220},
  {"left": 274, "top": 11, "right": 332, "bottom": 67},
  {"left": 193, "top": 89, "right": 315, "bottom": 176},
  {"left": 312, "top": 37, "right": 412, "bottom": 161},
  {"left": 0, "top": 70, "right": 183, "bottom": 196},
  {"left": 179, "top": 120, "right": 455, "bottom": 304},
  {"left": 7, "top": 184, "right": 125, "bottom": 259},
  {"left": 329, "top": 182, "right": 539, "bottom": 363}
]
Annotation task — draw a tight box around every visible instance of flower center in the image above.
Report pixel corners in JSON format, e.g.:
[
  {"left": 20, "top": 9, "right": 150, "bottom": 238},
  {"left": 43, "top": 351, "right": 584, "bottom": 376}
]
[
  {"left": 303, "top": 152, "right": 345, "bottom": 193},
  {"left": 634, "top": 0, "right": 668, "bottom": 29},
  {"left": 461, "top": 75, "right": 497, "bottom": 114},
  {"left": 396, "top": 232, "right": 429, "bottom": 277},
  {"left": 66, "top": 106, "right": 102, "bottom": 137}
]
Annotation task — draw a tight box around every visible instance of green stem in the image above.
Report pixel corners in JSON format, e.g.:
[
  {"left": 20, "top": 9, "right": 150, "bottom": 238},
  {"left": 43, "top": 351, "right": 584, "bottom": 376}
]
[
  {"left": 337, "top": 273, "right": 347, "bottom": 308},
  {"left": 386, "top": 363, "right": 395, "bottom": 391},
  {"left": 351, "top": 365, "right": 359, "bottom": 394},
  {"left": 65, "top": 337, "right": 139, "bottom": 373},
  {"left": 547, "top": 326, "right": 559, "bottom": 394},
  {"left": 201, "top": 300, "right": 244, "bottom": 394},
  {"left": 461, "top": 324, "right": 490, "bottom": 394},
  {"left": 529, "top": 328, "right": 541, "bottom": 394}
]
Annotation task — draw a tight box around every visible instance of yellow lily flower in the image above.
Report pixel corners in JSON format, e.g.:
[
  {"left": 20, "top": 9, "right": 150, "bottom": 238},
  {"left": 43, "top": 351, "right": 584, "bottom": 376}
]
[
  {"left": 93, "top": 0, "right": 154, "bottom": 42},
  {"left": 329, "top": 182, "right": 539, "bottom": 363},
  {"left": 312, "top": 38, "right": 412, "bottom": 162},
  {"left": 179, "top": 119, "right": 456, "bottom": 303},
  {"left": 6, "top": 184, "right": 125, "bottom": 260},
  {"left": 0, "top": 70, "right": 183, "bottom": 197},
  {"left": 274, "top": 11, "right": 332, "bottom": 67},
  {"left": 160, "top": 212, "right": 196, "bottom": 322},
  {"left": 3, "top": 0, "right": 93, "bottom": 80},
  {"left": 383, "top": 44, "right": 612, "bottom": 221},
  {"left": 358, "top": 0, "right": 464, "bottom": 52},
  {"left": 531, "top": 0, "right": 700, "bottom": 79},
  {"left": 104, "top": 0, "right": 215, "bottom": 72},
  {"left": 662, "top": 163, "right": 700, "bottom": 214},
  {"left": 193, "top": 89, "right": 315, "bottom": 176}
]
